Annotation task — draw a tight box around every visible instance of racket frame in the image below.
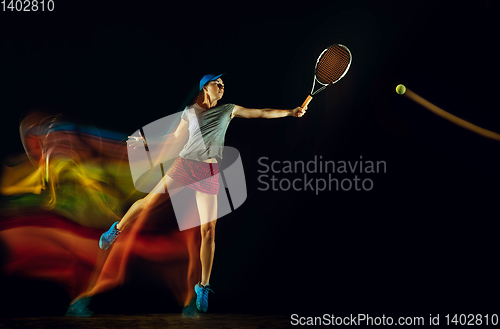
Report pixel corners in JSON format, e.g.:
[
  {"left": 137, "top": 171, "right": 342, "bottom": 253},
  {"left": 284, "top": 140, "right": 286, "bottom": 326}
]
[{"left": 301, "top": 44, "right": 352, "bottom": 108}]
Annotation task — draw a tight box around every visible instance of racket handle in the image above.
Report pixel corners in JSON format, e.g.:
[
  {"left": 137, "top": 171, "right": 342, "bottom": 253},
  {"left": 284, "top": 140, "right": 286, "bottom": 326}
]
[{"left": 301, "top": 95, "right": 313, "bottom": 108}]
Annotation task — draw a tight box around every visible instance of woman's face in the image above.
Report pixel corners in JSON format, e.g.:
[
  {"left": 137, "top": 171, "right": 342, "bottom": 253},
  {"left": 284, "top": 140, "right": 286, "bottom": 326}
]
[{"left": 204, "top": 78, "right": 224, "bottom": 101}]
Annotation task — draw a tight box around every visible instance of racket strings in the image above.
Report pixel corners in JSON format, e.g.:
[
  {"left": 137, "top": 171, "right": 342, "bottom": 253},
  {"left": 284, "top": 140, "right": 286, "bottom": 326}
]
[{"left": 316, "top": 46, "right": 351, "bottom": 85}]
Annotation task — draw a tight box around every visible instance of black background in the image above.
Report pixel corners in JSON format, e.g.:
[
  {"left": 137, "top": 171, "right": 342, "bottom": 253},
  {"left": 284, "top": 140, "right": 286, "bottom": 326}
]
[{"left": 1, "top": 0, "right": 499, "bottom": 319}]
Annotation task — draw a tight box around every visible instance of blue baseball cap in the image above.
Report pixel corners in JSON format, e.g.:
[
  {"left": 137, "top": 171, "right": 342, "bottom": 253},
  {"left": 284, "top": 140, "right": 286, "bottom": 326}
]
[{"left": 199, "top": 73, "right": 224, "bottom": 91}]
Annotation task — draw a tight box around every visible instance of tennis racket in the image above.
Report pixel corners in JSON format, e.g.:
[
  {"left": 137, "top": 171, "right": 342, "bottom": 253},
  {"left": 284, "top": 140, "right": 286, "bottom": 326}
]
[{"left": 301, "top": 44, "right": 352, "bottom": 108}]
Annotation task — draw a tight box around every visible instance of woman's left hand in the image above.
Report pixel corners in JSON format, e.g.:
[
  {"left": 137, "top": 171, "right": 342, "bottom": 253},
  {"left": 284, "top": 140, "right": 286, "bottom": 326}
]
[{"left": 292, "top": 106, "right": 307, "bottom": 117}]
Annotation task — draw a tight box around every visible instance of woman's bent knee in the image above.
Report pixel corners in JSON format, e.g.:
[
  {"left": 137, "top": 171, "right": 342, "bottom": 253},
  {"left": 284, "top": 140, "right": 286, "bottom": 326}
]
[{"left": 135, "top": 198, "right": 147, "bottom": 210}]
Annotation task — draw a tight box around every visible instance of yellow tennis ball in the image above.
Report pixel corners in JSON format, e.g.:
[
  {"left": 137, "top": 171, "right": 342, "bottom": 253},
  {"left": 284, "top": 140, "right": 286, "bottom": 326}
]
[{"left": 396, "top": 84, "right": 406, "bottom": 95}]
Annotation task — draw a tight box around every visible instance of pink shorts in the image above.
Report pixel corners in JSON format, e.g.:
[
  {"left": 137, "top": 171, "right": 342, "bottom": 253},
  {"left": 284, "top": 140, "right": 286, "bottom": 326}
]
[{"left": 166, "top": 157, "right": 220, "bottom": 195}]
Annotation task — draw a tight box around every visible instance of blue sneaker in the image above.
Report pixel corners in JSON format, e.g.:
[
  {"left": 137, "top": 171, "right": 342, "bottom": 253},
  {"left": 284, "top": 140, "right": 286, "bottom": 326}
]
[
  {"left": 194, "top": 283, "right": 214, "bottom": 313},
  {"left": 65, "top": 297, "right": 93, "bottom": 317},
  {"left": 99, "top": 221, "right": 121, "bottom": 250}
]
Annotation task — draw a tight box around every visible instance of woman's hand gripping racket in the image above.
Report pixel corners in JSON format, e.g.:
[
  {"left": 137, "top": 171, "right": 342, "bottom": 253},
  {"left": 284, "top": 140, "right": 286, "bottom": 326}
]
[{"left": 301, "top": 44, "right": 352, "bottom": 109}]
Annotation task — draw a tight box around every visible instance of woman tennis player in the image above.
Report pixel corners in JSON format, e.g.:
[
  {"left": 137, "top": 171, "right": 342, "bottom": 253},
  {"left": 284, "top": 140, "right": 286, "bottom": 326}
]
[{"left": 98, "top": 73, "right": 307, "bottom": 314}]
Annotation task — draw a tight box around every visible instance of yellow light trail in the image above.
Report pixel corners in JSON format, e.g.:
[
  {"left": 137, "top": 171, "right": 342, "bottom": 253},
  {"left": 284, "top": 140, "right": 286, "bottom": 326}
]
[{"left": 402, "top": 88, "right": 500, "bottom": 142}]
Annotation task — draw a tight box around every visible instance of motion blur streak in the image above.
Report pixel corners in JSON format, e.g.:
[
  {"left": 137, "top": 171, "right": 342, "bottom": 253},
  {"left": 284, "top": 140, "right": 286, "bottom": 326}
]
[
  {"left": 404, "top": 88, "right": 500, "bottom": 142},
  {"left": 0, "top": 110, "right": 200, "bottom": 308}
]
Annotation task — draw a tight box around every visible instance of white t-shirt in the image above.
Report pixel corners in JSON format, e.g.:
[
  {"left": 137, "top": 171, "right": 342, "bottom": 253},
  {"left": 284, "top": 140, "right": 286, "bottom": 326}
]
[{"left": 178, "top": 103, "right": 235, "bottom": 162}]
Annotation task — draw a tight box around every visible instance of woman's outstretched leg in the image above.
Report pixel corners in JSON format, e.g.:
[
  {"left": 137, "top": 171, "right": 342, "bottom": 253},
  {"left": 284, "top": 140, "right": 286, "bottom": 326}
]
[
  {"left": 120, "top": 175, "right": 185, "bottom": 230},
  {"left": 99, "top": 175, "right": 184, "bottom": 249}
]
